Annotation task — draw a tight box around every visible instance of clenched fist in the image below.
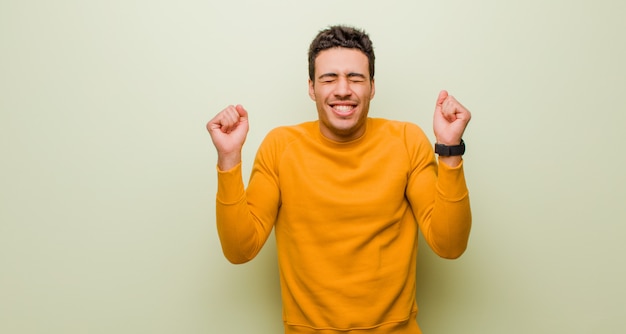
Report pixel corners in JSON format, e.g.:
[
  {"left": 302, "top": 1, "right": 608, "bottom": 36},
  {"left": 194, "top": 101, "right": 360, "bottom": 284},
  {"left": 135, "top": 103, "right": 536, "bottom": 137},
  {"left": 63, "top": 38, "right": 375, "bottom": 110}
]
[
  {"left": 433, "top": 90, "right": 471, "bottom": 166},
  {"left": 206, "top": 104, "right": 249, "bottom": 171}
]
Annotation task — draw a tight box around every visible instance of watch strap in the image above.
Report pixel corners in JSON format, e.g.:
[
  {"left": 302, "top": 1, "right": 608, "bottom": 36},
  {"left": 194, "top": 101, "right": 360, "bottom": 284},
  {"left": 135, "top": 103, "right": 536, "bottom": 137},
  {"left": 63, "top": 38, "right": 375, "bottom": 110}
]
[{"left": 434, "top": 139, "right": 465, "bottom": 156}]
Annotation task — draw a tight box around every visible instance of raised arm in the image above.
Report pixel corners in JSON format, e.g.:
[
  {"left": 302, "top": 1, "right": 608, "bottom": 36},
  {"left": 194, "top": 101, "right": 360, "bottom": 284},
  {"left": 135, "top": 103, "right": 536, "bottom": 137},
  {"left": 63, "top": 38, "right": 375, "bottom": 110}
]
[
  {"left": 207, "top": 104, "right": 258, "bottom": 263},
  {"left": 408, "top": 91, "right": 472, "bottom": 259}
]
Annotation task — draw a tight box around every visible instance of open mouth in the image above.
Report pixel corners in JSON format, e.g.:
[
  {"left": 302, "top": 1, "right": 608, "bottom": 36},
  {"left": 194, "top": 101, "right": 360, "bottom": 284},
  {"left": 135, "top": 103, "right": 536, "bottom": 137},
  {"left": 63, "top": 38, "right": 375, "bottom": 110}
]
[{"left": 331, "top": 104, "right": 356, "bottom": 116}]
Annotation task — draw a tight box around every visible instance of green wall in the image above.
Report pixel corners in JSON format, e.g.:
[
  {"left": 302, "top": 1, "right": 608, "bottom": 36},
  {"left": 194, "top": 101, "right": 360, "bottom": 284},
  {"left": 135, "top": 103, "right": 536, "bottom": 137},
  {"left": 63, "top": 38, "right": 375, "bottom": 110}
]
[{"left": 1, "top": 0, "right": 625, "bottom": 333}]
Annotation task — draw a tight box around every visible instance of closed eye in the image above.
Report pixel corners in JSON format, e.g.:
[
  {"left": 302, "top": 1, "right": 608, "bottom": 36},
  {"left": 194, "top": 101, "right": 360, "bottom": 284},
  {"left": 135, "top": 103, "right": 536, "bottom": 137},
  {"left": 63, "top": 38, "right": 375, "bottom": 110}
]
[
  {"left": 318, "top": 73, "right": 338, "bottom": 83},
  {"left": 347, "top": 73, "right": 366, "bottom": 82}
]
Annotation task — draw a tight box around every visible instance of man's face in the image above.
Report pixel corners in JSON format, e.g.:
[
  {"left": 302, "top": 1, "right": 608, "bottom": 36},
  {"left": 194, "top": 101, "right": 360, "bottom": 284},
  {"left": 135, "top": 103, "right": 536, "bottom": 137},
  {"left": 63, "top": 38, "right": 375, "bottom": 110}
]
[{"left": 308, "top": 47, "right": 375, "bottom": 142}]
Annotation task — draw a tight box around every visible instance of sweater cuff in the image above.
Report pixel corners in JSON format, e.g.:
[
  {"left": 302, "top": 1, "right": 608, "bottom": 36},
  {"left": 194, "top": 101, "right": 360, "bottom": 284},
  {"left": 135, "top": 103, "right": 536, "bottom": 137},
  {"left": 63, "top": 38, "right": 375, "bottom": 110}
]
[
  {"left": 216, "top": 163, "right": 245, "bottom": 204},
  {"left": 437, "top": 159, "right": 469, "bottom": 200}
]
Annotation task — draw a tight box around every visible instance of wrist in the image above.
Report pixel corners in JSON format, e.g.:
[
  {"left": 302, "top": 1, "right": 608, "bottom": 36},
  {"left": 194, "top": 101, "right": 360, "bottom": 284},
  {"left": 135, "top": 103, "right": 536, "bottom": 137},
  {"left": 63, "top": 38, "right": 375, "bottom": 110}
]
[
  {"left": 217, "top": 152, "right": 242, "bottom": 171},
  {"left": 435, "top": 138, "right": 462, "bottom": 146},
  {"left": 438, "top": 155, "right": 462, "bottom": 168}
]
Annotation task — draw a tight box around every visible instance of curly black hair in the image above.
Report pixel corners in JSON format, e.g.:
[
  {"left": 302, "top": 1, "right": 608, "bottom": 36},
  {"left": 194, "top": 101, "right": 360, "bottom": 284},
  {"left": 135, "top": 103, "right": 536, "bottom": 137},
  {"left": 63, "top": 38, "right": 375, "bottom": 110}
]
[{"left": 307, "top": 25, "right": 375, "bottom": 81}]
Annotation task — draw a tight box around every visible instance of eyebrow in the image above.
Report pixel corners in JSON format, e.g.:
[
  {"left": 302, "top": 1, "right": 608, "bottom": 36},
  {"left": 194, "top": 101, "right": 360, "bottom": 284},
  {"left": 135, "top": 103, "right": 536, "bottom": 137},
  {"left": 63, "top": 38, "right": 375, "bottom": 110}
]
[
  {"left": 347, "top": 72, "right": 367, "bottom": 79},
  {"left": 318, "top": 73, "right": 338, "bottom": 80}
]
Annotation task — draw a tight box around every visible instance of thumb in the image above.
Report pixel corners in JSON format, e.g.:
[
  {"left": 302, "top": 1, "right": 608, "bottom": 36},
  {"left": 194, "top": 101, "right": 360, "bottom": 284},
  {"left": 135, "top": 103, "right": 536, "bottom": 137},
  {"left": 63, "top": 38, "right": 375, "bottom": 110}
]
[
  {"left": 435, "top": 90, "right": 448, "bottom": 108},
  {"left": 235, "top": 104, "right": 248, "bottom": 120}
]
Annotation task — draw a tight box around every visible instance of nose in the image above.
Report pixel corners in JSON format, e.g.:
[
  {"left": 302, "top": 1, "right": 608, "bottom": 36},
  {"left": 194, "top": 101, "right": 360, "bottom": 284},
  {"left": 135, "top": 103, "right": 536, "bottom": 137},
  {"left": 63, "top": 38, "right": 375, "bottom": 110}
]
[{"left": 333, "top": 77, "right": 351, "bottom": 98}]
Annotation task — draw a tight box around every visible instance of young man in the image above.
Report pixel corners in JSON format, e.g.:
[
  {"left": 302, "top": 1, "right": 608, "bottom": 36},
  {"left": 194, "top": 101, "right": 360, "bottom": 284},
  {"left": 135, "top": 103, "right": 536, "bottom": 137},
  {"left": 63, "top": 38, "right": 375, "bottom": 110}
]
[{"left": 207, "top": 25, "right": 472, "bottom": 334}]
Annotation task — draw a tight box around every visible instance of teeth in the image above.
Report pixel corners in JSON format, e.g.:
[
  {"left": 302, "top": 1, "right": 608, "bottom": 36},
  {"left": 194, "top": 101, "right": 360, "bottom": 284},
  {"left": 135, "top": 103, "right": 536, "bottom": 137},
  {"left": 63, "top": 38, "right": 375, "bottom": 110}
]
[{"left": 334, "top": 105, "right": 354, "bottom": 112}]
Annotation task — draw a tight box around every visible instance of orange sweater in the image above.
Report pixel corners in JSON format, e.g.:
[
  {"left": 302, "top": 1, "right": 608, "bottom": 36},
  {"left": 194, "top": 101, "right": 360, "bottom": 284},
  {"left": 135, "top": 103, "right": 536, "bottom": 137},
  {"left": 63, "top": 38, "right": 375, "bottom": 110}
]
[{"left": 216, "top": 118, "right": 471, "bottom": 334}]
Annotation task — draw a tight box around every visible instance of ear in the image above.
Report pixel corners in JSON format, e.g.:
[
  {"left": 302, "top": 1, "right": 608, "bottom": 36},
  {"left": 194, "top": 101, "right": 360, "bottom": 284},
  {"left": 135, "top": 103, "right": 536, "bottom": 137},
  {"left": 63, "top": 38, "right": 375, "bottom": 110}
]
[
  {"left": 308, "top": 79, "right": 316, "bottom": 101},
  {"left": 309, "top": 79, "right": 315, "bottom": 101},
  {"left": 370, "top": 78, "right": 376, "bottom": 100}
]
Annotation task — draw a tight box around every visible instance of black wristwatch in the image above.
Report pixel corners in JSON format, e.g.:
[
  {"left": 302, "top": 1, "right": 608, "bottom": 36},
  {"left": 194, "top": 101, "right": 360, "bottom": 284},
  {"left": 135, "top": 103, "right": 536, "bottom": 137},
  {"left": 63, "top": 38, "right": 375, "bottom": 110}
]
[{"left": 434, "top": 140, "right": 465, "bottom": 156}]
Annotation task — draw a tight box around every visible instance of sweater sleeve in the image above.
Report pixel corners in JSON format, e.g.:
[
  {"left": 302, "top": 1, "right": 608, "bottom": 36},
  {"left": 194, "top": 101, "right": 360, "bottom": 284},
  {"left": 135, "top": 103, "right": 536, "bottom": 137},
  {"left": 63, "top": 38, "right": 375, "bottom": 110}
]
[
  {"left": 215, "top": 135, "right": 281, "bottom": 264},
  {"left": 405, "top": 124, "right": 472, "bottom": 259}
]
